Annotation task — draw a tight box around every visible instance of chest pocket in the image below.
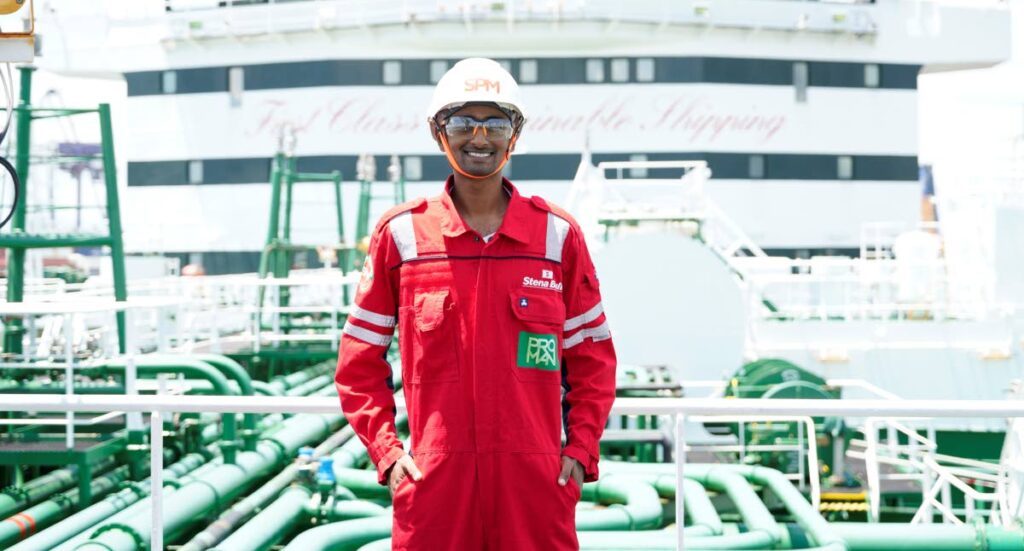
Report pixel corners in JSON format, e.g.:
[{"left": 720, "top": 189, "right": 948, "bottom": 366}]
[
  {"left": 509, "top": 289, "right": 565, "bottom": 384},
  {"left": 399, "top": 289, "right": 461, "bottom": 384}
]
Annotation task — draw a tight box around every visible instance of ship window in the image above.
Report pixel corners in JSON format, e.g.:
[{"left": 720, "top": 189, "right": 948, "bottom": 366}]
[
  {"left": 519, "top": 59, "right": 538, "bottom": 83},
  {"left": 636, "top": 58, "right": 655, "bottom": 82},
  {"left": 837, "top": 156, "right": 854, "bottom": 180},
  {"left": 497, "top": 59, "right": 513, "bottom": 74},
  {"left": 749, "top": 155, "right": 765, "bottom": 179},
  {"left": 864, "top": 63, "right": 880, "bottom": 88},
  {"left": 383, "top": 61, "right": 402, "bottom": 85},
  {"left": 228, "top": 67, "right": 244, "bottom": 107},
  {"left": 629, "top": 154, "right": 648, "bottom": 178},
  {"left": 188, "top": 160, "right": 203, "bottom": 185},
  {"left": 793, "top": 62, "right": 808, "bottom": 103},
  {"left": 403, "top": 156, "right": 422, "bottom": 181},
  {"left": 586, "top": 59, "right": 604, "bottom": 83},
  {"left": 610, "top": 58, "right": 630, "bottom": 82},
  {"left": 430, "top": 60, "right": 448, "bottom": 84},
  {"left": 162, "top": 71, "right": 177, "bottom": 94}
]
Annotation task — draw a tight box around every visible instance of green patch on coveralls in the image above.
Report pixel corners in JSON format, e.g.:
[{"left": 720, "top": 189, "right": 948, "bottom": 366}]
[{"left": 517, "top": 332, "right": 559, "bottom": 370}]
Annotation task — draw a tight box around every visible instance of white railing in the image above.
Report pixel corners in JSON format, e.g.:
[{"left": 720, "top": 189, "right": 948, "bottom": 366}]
[
  {"left": 0, "top": 269, "right": 358, "bottom": 359},
  {"left": 849, "top": 417, "right": 1013, "bottom": 526},
  {"left": 111, "top": 0, "right": 882, "bottom": 40},
  {"left": 735, "top": 254, "right": 1016, "bottom": 323},
  {"left": 3, "top": 395, "right": 1024, "bottom": 550},
  {"left": 571, "top": 158, "right": 1018, "bottom": 324},
  {"left": 688, "top": 414, "right": 821, "bottom": 508}
]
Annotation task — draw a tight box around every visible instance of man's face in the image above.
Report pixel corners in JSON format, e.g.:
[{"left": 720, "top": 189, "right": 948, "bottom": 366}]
[{"left": 439, "top": 103, "right": 514, "bottom": 178}]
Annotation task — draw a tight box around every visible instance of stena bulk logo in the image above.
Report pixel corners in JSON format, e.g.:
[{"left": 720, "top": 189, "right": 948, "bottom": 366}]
[
  {"left": 465, "top": 79, "right": 501, "bottom": 93},
  {"left": 523, "top": 270, "right": 562, "bottom": 291}
]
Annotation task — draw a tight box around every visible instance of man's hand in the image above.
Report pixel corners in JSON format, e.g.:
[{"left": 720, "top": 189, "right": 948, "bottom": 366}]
[
  {"left": 388, "top": 453, "right": 423, "bottom": 496},
  {"left": 558, "top": 455, "right": 584, "bottom": 489}
]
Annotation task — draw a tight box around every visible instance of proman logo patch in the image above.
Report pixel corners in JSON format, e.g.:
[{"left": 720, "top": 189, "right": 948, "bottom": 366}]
[
  {"left": 464, "top": 78, "right": 501, "bottom": 93},
  {"left": 517, "top": 332, "right": 559, "bottom": 371}
]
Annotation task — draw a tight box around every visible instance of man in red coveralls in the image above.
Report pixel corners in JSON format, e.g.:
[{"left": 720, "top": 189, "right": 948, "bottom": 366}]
[{"left": 335, "top": 57, "right": 617, "bottom": 550}]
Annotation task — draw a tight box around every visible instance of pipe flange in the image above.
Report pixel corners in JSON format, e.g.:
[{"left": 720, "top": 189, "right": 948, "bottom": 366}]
[
  {"left": 162, "top": 479, "right": 183, "bottom": 490},
  {"left": 189, "top": 478, "right": 223, "bottom": 513},
  {"left": 50, "top": 491, "right": 73, "bottom": 509},
  {"left": 2, "top": 485, "right": 29, "bottom": 502},
  {"left": 117, "top": 481, "right": 149, "bottom": 498},
  {"left": 92, "top": 522, "right": 146, "bottom": 550},
  {"left": 261, "top": 437, "right": 288, "bottom": 462}
]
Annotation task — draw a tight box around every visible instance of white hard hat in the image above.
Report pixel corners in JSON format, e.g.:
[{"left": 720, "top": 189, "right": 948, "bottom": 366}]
[{"left": 425, "top": 57, "right": 527, "bottom": 124}]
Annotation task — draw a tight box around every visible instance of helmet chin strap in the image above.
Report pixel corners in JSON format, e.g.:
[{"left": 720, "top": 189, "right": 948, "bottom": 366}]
[{"left": 439, "top": 131, "right": 517, "bottom": 181}]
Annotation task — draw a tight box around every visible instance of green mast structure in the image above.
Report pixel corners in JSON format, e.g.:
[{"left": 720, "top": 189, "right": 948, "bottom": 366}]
[
  {"left": 255, "top": 130, "right": 348, "bottom": 376},
  {"left": 1, "top": 66, "right": 128, "bottom": 355},
  {"left": 258, "top": 129, "right": 347, "bottom": 290},
  {"left": 352, "top": 153, "right": 407, "bottom": 271}
]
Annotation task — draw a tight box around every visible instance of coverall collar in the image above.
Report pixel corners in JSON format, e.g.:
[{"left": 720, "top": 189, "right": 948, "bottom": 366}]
[{"left": 440, "top": 175, "right": 531, "bottom": 244}]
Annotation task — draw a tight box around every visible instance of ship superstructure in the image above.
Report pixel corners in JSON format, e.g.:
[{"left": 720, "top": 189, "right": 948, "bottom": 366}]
[{"left": 37, "top": 0, "right": 1011, "bottom": 271}]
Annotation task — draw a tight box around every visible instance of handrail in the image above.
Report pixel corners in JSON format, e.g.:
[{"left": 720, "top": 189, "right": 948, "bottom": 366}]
[
  {"left": 2, "top": 395, "right": 1022, "bottom": 550},
  {"left": 4, "top": 395, "right": 1024, "bottom": 417},
  {"left": 858, "top": 415, "right": 1012, "bottom": 526},
  {"left": 689, "top": 414, "right": 821, "bottom": 508}
]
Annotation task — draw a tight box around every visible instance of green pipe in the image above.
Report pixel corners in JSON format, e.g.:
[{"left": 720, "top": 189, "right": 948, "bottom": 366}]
[
  {"left": 741, "top": 465, "right": 844, "bottom": 550},
  {"left": 681, "top": 478, "right": 723, "bottom": 537},
  {"left": 200, "top": 413, "right": 284, "bottom": 446},
  {"left": 0, "top": 382, "right": 126, "bottom": 394},
  {"left": 597, "top": 467, "right": 778, "bottom": 547},
  {"left": 329, "top": 414, "right": 407, "bottom": 498},
  {"left": 93, "top": 357, "right": 240, "bottom": 463},
  {"left": 0, "top": 234, "right": 111, "bottom": 248},
  {"left": 331, "top": 426, "right": 373, "bottom": 470},
  {"left": 53, "top": 459, "right": 225, "bottom": 551},
  {"left": 74, "top": 452, "right": 272, "bottom": 550},
  {"left": 277, "top": 363, "right": 334, "bottom": 388},
  {"left": 604, "top": 462, "right": 845, "bottom": 550},
  {"left": 599, "top": 474, "right": 719, "bottom": 536},
  {"left": 184, "top": 424, "right": 356, "bottom": 551},
  {"left": 0, "top": 458, "right": 116, "bottom": 518},
  {"left": 15, "top": 453, "right": 208, "bottom": 551},
  {"left": 575, "top": 522, "right": 1024, "bottom": 551},
  {"left": 333, "top": 467, "right": 388, "bottom": 500},
  {"left": 829, "top": 523, "right": 1024, "bottom": 551},
  {"left": 213, "top": 485, "right": 311, "bottom": 551},
  {"left": 0, "top": 466, "right": 129, "bottom": 547},
  {"left": 577, "top": 530, "right": 774, "bottom": 550},
  {"left": 687, "top": 467, "right": 782, "bottom": 547},
  {"left": 334, "top": 486, "right": 358, "bottom": 500},
  {"left": 73, "top": 410, "right": 344, "bottom": 550},
  {"left": 282, "top": 515, "right": 392, "bottom": 551},
  {"left": 262, "top": 362, "right": 333, "bottom": 396},
  {"left": 355, "top": 538, "right": 391, "bottom": 551},
  {"left": 284, "top": 374, "right": 333, "bottom": 397},
  {"left": 188, "top": 354, "right": 260, "bottom": 451},
  {"left": 575, "top": 475, "right": 662, "bottom": 531},
  {"left": 181, "top": 461, "right": 303, "bottom": 550},
  {"left": 251, "top": 381, "right": 282, "bottom": 396},
  {"left": 317, "top": 500, "right": 387, "bottom": 522},
  {"left": 330, "top": 414, "right": 405, "bottom": 471}
]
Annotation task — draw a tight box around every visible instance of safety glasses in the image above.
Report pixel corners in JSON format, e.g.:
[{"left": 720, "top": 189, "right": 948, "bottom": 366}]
[{"left": 443, "top": 115, "right": 514, "bottom": 140}]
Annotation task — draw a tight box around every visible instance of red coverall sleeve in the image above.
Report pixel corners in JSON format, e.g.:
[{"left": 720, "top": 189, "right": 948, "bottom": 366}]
[
  {"left": 559, "top": 226, "right": 617, "bottom": 482},
  {"left": 335, "top": 225, "right": 404, "bottom": 485}
]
